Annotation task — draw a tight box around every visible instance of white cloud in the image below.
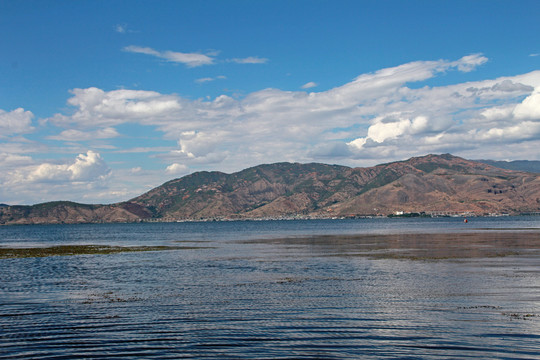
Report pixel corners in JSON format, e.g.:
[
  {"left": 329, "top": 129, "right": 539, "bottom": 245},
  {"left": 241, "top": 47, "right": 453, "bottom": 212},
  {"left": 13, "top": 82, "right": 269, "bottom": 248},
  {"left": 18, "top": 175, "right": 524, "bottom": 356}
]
[
  {"left": 229, "top": 56, "right": 268, "bottom": 64},
  {"left": 195, "top": 77, "right": 215, "bottom": 84},
  {"left": 165, "top": 163, "right": 189, "bottom": 175},
  {"left": 115, "top": 146, "right": 173, "bottom": 154},
  {"left": 195, "top": 75, "right": 226, "bottom": 84},
  {"left": 479, "top": 106, "right": 514, "bottom": 122},
  {"left": 123, "top": 45, "right": 214, "bottom": 67},
  {"left": 25, "top": 151, "right": 110, "bottom": 183},
  {"left": 368, "top": 114, "right": 429, "bottom": 143},
  {"left": 48, "top": 54, "right": 537, "bottom": 167},
  {"left": 49, "top": 87, "right": 182, "bottom": 128},
  {"left": 5, "top": 150, "right": 110, "bottom": 187},
  {"left": 0, "top": 152, "right": 33, "bottom": 170},
  {"left": 0, "top": 108, "right": 34, "bottom": 137},
  {"left": 7, "top": 54, "right": 540, "bottom": 204},
  {"left": 301, "top": 82, "right": 318, "bottom": 89},
  {"left": 176, "top": 130, "right": 223, "bottom": 159},
  {"left": 68, "top": 151, "right": 111, "bottom": 181},
  {"left": 30, "top": 55, "right": 540, "bottom": 196},
  {"left": 368, "top": 116, "right": 411, "bottom": 143},
  {"left": 451, "top": 53, "right": 488, "bottom": 72},
  {"left": 513, "top": 88, "right": 540, "bottom": 120},
  {"left": 124, "top": 45, "right": 267, "bottom": 67},
  {"left": 115, "top": 24, "right": 127, "bottom": 33},
  {"left": 477, "top": 121, "right": 540, "bottom": 141},
  {"left": 48, "top": 127, "right": 120, "bottom": 141},
  {"left": 123, "top": 45, "right": 160, "bottom": 57},
  {"left": 0, "top": 151, "right": 115, "bottom": 204},
  {"left": 347, "top": 114, "right": 436, "bottom": 153}
]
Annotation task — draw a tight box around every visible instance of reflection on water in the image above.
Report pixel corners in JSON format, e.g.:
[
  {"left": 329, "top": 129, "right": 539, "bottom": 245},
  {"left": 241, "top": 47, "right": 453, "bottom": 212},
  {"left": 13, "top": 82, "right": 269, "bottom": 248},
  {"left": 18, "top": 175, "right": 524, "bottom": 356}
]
[
  {"left": 246, "top": 231, "right": 540, "bottom": 259},
  {"left": 1, "top": 218, "right": 540, "bottom": 359}
]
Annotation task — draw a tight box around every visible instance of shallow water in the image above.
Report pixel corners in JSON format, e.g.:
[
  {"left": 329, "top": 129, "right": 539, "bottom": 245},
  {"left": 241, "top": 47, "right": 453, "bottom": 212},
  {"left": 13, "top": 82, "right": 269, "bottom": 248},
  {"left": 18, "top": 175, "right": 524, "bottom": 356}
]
[{"left": 1, "top": 217, "right": 540, "bottom": 359}]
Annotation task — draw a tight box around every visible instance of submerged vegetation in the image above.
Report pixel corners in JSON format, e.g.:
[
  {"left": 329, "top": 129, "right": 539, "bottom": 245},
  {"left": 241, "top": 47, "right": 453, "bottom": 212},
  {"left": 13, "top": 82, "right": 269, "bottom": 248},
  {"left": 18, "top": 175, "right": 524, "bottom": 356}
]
[{"left": 0, "top": 244, "right": 199, "bottom": 259}]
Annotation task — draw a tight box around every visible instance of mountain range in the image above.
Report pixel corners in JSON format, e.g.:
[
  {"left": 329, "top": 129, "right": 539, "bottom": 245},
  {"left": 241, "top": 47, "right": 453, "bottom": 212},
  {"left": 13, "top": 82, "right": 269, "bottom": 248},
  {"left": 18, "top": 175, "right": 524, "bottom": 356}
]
[
  {"left": 2, "top": 154, "right": 540, "bottom": 225},
  {"left": 475, "top": 159, "right": 540, "bottom": 173}
]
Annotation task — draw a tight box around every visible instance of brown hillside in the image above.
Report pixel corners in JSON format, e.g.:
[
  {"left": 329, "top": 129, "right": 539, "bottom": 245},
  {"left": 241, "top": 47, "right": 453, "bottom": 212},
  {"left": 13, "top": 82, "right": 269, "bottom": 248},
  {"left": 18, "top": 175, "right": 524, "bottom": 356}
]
[{"left": 2, "top": 154, "right": 540, "bottom": 225}]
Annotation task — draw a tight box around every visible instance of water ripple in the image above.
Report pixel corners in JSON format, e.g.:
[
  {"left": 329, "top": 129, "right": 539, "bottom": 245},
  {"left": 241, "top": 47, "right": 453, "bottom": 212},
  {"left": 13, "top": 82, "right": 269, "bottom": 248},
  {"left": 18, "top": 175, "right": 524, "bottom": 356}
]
[{"left": 1, "top": 220, "right": 540, "bottom": 358}]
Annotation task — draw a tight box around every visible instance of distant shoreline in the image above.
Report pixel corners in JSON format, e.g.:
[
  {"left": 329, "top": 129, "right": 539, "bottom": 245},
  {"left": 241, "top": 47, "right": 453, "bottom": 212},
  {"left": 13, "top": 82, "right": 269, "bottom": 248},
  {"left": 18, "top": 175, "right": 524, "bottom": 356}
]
[{"left": 2, "top": 213, "right": 540, "bottom": 227}]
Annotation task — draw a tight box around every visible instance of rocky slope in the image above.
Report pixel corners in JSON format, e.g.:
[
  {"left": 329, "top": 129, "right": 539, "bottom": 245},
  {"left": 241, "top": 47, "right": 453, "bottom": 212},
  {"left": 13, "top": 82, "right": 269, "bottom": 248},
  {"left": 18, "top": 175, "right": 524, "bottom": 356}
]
[{"left": 2, "top": 154, "right": 540, "bottom": 225}]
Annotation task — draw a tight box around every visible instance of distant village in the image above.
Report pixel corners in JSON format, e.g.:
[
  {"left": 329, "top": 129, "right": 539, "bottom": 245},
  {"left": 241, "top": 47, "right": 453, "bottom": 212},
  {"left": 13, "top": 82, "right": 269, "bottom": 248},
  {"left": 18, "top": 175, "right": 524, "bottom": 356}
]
[{"left": 140, "top": 210, "right": 521, "bottom": 223}]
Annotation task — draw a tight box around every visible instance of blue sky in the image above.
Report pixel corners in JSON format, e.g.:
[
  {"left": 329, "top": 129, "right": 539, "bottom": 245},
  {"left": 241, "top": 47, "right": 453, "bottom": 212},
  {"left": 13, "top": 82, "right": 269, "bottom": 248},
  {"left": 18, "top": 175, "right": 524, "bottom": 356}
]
[{"left": 1, "top": 0, "right": 540, "bottom": 204}]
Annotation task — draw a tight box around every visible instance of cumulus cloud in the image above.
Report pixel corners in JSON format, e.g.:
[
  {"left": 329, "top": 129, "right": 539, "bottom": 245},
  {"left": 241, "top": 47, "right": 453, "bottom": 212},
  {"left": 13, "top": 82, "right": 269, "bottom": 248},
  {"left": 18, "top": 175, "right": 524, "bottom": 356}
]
[
  {"left": 165, "top": 163, "right": 189, "bottom": 175},
  {"left": 176, "top": 130, "right": 224, "bottom": 159},
  {"left": 124, "top": 45, "right": 214, "bottom": 67},
  {"left": 365, "top": 114, "right": 430, "bottom": 143},
  {"left": 49, "top": 87, "right": 182, "bottom": 128},
  {"left": 346, "top": 113, "right": 440, "bottom": 156},
  {"left": 18, "top": 151, "right": 111, "bottom": 183},
  {"left": 345, "top": 77, "right": 540, "bottom": 158},
  {"left": 0, "top": 108, "right": 34, "bottom": 137},
  {"left": 0, "top": 151, "right": 116, "bottom": 204},
  {"left": 3, "top": 150, "right": 110, "bottom": 194},
  {"left": 513, "top": 88, "right": 540, "bottom": 120}
]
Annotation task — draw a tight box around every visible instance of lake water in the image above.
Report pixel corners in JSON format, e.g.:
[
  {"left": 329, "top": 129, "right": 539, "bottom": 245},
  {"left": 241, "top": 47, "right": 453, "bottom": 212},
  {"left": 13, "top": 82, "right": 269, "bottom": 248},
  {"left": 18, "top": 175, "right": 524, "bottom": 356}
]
[{"left": 1, "top": 217, "right": 540, "bottom": 359}]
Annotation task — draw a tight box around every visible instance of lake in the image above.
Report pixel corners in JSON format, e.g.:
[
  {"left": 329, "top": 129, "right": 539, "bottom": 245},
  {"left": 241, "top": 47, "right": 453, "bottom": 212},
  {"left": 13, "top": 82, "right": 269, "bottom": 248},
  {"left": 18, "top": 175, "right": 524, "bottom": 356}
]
[{"left": 1, "top": 217, "right": 540, "bottom": 359}]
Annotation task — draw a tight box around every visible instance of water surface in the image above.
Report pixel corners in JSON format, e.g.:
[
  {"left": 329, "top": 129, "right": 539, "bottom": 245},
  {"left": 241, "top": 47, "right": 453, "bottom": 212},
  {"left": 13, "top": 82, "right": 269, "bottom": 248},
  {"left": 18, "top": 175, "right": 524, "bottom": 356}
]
[{"left": 1, "top": 217, "right": 539, "bottom": 359}]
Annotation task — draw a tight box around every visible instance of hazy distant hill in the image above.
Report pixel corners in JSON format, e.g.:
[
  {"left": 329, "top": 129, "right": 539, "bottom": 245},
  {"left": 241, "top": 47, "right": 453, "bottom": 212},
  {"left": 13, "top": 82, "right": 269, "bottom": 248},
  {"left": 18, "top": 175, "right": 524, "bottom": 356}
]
[
  {"left": 477, "top": 160, "right": 540, "bottom": 173},
  {"left": 0, "top": 201, "right": 144, "bottom": 225},
  {"left": 2, "top": 154, "right": 540, "bottom": 225}
]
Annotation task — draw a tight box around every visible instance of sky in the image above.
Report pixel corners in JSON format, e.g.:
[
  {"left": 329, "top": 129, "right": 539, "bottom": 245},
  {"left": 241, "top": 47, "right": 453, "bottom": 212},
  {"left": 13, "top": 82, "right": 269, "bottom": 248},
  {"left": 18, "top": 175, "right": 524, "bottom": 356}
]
[{"left": 1, "top": 0, "right": 540, "bottom": 205}]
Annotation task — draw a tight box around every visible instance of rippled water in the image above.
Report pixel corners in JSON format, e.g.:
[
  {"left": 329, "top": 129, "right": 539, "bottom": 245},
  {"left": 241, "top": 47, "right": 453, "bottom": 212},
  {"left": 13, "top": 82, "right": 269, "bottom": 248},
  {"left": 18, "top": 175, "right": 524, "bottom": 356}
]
[{"left": 1, "top": 217, "right": 540, "bottom": 359}]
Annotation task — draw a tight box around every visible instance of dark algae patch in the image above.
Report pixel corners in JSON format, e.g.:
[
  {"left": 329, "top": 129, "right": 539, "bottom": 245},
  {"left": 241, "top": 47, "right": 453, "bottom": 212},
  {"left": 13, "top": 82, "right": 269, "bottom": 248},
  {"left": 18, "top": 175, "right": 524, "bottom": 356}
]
[{"left": 0, "top": 244, "right": 200, "bottom": 259}]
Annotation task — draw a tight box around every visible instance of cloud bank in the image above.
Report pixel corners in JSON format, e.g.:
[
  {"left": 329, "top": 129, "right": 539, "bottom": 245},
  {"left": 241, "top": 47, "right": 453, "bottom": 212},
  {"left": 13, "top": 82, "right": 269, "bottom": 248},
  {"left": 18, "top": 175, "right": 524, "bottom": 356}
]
[
  {"left": 3, "top": 54, "right": 540, "bottom": 204},
  {"left": 47, "top": 54, "right": 540, "bottom": 168}
]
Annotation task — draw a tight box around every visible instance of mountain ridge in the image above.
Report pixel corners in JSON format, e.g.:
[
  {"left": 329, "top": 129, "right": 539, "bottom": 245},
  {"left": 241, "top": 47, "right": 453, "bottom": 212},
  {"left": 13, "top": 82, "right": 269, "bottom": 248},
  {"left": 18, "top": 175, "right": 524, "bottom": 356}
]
[
  {"left": 477, "top": 159, "right": 540, "bottom": 173},
  {"left": 2, "top": 154, "right": 540, "bottom": 225}
]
